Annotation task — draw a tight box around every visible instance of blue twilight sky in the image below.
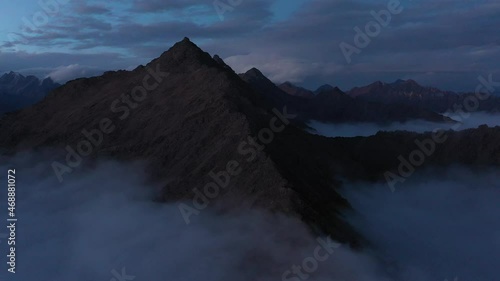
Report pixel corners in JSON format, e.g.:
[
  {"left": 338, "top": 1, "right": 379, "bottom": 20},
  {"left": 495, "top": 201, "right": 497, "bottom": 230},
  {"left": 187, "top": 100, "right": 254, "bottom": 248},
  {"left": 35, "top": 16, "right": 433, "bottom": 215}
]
[{"left": 0, "top": 0, "right": 499, "bottom": 92}]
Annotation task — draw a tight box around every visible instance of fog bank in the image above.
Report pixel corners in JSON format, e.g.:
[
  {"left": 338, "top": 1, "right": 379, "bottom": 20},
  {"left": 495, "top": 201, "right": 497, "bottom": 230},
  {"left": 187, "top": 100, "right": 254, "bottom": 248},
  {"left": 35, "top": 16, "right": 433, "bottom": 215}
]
[
  {"left": 308, "top": 112, "right": 500, "bottom": 137},
  {"left": 341, "top": 167, "right": 500, "bottom": 281},
  {"left": 0, "top": 153, "right": 387, "bottom": 281},
  {"left": 0, "top": 153, "right": 496, "bottom": 281}
]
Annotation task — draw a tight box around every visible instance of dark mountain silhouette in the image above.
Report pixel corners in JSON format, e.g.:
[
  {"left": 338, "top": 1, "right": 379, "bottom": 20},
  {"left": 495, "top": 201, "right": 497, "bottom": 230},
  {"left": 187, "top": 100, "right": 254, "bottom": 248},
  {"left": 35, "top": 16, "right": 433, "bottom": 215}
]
[
  {"left": 240, "top": 68, "right": 452, "bottom": 124},
  {"left": 278, "top": 82, "right": 315, "bottom": 98},
  {"left": 0, "top": 38, "right": 359, "bottom": 245},
  {"left": 2, "top": 38, "right": 500, "bottom": 248},
  {"left": 348, "top": 79, "right": 500, "bottom": 113},
  {"left": 349, "top": 79, "right": 456, "bottom": 100},
  {"left": 314, "top": 84, "right": 335, "bottom": 94},
  {"left": 0, "top": 71, "right": 60, "bottom": 114}
]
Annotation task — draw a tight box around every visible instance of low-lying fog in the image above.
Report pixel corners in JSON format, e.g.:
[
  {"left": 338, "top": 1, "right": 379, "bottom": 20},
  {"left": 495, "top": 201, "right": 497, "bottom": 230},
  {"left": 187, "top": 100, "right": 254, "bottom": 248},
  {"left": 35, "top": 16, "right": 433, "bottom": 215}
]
[
  {"left": 0, "top": 153, "right": 497, "bottom": 281},
  {"left": 341, "top": 167, "right": 500, "bottom": 281},
  {"left": 308, "top": 112, "right": 500, "bottom": 137}
]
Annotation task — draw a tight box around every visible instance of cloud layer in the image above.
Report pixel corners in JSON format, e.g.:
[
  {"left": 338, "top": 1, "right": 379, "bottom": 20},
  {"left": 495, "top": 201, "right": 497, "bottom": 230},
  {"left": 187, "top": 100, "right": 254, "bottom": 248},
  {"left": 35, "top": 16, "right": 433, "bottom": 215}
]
[
  {"left": 308, "top": 112, "right": 500, "bottom": 138},
  {"left": 0, "top": 153, "right": 386, "bottom": 281},
  {"left": 341, "top": 167, "right": 500, "bottom": 281},
  {"left": 0, "top": 0, "right": 499, "bottom": 89},
  {"left": 0, "top": 152, "right": 497, "bottom": 280}
]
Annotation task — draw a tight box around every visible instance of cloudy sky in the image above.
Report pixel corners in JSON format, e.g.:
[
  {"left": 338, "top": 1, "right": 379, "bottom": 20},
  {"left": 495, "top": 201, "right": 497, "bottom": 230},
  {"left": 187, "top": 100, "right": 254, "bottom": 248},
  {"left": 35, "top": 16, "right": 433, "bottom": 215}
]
[{"left": 1, "top": 0, "right": 499, "bottom": 91}]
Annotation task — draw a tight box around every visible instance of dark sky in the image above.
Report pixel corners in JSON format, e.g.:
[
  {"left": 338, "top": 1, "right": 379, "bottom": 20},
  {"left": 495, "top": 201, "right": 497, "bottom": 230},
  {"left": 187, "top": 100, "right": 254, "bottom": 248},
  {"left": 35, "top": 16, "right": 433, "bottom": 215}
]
[{"left": 1, "top": 0, "right": 499, "bottom": 92}]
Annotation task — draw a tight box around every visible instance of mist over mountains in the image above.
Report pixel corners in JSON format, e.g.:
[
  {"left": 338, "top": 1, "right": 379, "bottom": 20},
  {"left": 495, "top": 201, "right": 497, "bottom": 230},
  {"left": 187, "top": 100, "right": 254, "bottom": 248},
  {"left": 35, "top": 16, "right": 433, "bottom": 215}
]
[
  {"left": 342, "top": 167, "right": 500, "bottom": 281},
  {"left": 2, "top": 154, "right": 497, "bottom": 281},
  {"left": 1, "top": 37, "right": 498, "bottom": 281}
]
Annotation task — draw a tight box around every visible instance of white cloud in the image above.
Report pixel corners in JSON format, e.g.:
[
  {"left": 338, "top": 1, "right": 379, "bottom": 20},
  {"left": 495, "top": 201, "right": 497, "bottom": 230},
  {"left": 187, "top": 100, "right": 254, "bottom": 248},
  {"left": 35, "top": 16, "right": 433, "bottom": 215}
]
[
  {"left": 47, "top": 64, "right": 103, "bottom": 83},
  {"left": 224, "top": 53, "right": 341, "bottom": 83}
]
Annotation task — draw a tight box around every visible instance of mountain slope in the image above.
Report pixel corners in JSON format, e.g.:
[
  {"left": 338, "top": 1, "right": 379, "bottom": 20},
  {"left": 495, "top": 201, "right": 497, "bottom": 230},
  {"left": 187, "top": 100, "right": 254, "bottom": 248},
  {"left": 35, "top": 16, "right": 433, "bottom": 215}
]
[{"left": 278, "top": 82, "right": 315, "bottom": 98}]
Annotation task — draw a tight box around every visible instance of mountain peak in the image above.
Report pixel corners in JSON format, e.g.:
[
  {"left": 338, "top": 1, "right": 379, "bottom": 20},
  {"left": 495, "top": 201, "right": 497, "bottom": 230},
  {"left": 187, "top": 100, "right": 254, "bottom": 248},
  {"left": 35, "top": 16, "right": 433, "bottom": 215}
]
[
  {"left": 244, "top": 67, "right": 266, "bottom": 79},
  {"left": 151, "top": 37, "right": 216, "bottom": 69},
  {"left": 279, "top": 82, "right": 314, "bottom": 98},
  {"left": 169, "top": 37, "right": 203, "bottom": 53},
  {"left": 3, "top": 71, "right": 23, "bottom": 78},
  {"left": 213, "top": 54, "right": 232, "bottom": 71},
  {"left": 405, "top": 79, "right": 419, "bottom": 86},
  {"left": 315, "top": 84, "right": 335, "bottom": 94},
  {"left": 392, "top": 79, "right": 420, "bottom": 87}
]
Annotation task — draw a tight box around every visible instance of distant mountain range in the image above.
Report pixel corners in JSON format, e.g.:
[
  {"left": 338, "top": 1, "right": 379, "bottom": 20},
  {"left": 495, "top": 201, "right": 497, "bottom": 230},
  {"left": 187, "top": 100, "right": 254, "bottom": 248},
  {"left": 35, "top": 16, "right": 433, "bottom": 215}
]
[
  {"left": 0, "top": 71, "right": 60, "bottom": 114},
  {"left": 5, "top": 65, "right": 497, "bottom": 120},
  {"left": 278, "top": 82, "right": 315, "bottom": 98},
  {"left": 346, "top": 79, "right": 496, "bottom": 113},
  {"left": 240, "top": 68, "right": 451, "bottom": 124},
  {"left": 258, "top": 77, "right": 500, "bottom": 118}
]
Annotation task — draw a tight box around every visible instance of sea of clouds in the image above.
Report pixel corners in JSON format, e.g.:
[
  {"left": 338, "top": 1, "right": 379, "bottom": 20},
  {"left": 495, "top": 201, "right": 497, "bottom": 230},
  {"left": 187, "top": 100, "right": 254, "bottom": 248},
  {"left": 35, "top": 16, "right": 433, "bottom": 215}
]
[{"left": 0, "top": 153, "right": 497, "bottom": 281}]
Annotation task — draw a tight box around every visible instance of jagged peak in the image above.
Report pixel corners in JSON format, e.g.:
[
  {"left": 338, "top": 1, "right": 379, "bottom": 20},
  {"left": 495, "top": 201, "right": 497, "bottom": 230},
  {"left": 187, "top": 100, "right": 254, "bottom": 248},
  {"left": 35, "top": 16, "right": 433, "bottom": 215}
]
[
  {"left": 405, "top": 79, "right": 420, "bottom": 86},
  {"left": 213, "top": 54, "right": 226, "bottom": 65},
  {"left": 167, "top": 37, "right": 204, "bottom": 55},
  {"left": 315, "top": 85, "right": 345, "bottom": 98},
  {"left": 315, "top": 84, "right": 335, "bottom": 93},
  {"left": 150, "top": 37, "right": 216, "bottom": 69},
  {"left": 392, "top": 79, "right": 420, "bottom": 87},
  {"left": 213, "top": 54, "right": 223, "bottom": 61},
  {"left": 42, "top": 76, "right": 54, "bottom": 82},
  {"left": 370, "top": 81, "right": 386, "bottom": 87},
  {"left": 1, "top": 71, "right": 27, "bottom": 83},
  {"left": 3, "top": 71, "right": 22, "bottom": 78},
  {"left": 281, "top": 81, "right": 295, "bottom": 86},
  {"left": 244, "top": 67, "right": 266, "bottom": 78},
  {"left": 212, "top": 54, "right": 233, "bottom": 72},
  {"left": 41, "top": 76, "right": 59, "bottom": 86}
]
